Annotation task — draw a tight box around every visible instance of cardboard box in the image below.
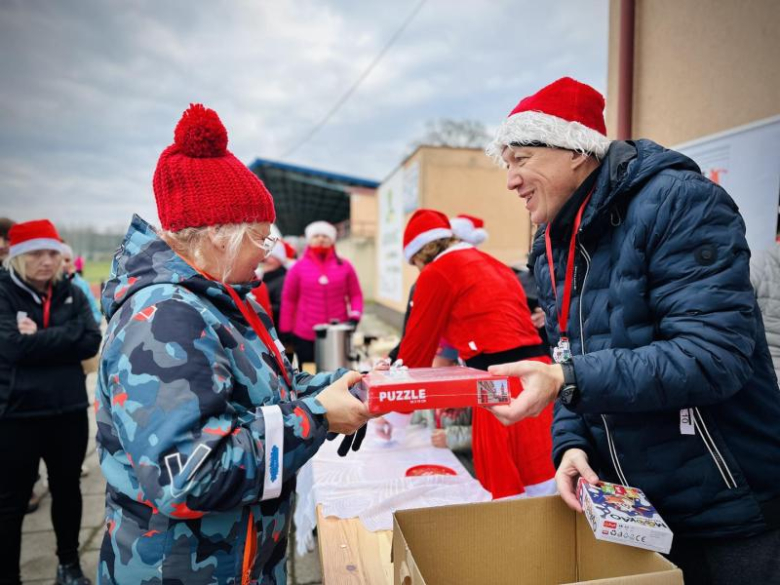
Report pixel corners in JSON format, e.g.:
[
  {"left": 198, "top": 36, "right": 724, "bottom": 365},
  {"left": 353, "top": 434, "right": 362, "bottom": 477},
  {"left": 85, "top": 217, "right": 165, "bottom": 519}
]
[
  {"left": 359, "top": 366, "right": 516, "bottom": 414},
  {"left": 578, "top": 480, "right": 674, "bottom": 554},
  {"left": 392, "top": 496, "right": 682, "bottom": 585}
]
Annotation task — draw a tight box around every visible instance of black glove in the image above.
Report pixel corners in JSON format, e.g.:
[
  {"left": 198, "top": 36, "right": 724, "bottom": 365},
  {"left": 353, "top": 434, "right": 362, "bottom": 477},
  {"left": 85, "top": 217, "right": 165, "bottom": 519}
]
[{"left": 326, "top": 424, "right": 367, "bottom": 457}]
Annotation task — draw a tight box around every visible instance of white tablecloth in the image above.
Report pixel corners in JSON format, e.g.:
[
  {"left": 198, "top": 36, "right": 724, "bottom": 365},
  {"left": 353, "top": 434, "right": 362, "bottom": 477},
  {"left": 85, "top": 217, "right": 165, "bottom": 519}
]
[{"left": 293, "top": 419, "right": 491, "bottom": 556}]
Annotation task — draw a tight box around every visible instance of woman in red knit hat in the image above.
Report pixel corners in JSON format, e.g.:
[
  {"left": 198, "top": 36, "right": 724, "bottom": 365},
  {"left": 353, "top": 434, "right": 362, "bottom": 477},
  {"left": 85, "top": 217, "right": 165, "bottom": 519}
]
[
  {"left": 396, "top": 208, "right": 556, "bottom": 499},
  {"left": 95, "top": 104, "right": 369, "bottom": 585},
  {"left": 0, "top": 219, "right": 102, "bottom": 585}
]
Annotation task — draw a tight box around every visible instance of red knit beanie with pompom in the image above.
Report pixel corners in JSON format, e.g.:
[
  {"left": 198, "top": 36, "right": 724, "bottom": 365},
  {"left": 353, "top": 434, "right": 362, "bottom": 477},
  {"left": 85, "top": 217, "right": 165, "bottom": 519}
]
[{"left": 153, "top": 104, "right": 276, "bottom": 231}]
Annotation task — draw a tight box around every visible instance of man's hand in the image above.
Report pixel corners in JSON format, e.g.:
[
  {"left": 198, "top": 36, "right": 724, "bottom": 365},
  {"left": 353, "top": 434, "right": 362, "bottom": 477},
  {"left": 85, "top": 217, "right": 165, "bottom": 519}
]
[
  {"left": 431, "top": 429, "right": 448, "bottom": 448},
  {"left": 316, "top": 371, "right": 370, "bottom": 435},
  {"left": 555, "top": 448, "right": 599, "bottom": 512},
  {"left": 486, "top": 360, "right": 564, "bottom": 425},
  {"left": 18, "top": 317, "right": 38, "bottom": 335}
]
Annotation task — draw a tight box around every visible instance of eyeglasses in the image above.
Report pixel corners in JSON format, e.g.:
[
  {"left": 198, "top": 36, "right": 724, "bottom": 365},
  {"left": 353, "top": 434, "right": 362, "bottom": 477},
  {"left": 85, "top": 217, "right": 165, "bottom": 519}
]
[
  {"left": 246, "top": 229, "right": 279, "bottom": 256},
  {"left": 260, "top": 234, "right": 279, "bottom": 254}
]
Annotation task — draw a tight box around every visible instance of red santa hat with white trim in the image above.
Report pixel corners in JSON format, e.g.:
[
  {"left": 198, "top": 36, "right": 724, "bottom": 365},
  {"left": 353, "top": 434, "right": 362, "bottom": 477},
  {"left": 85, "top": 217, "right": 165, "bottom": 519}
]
[
  {"left": 8, "top": 219, "right": 63, "bottom": 259},
  {"left": 403, "top": 209, "right": 453, "bottom": 264},
  {"left": 449, "top": 214, "right": 488, "bottom": 246},
  {"left": 485, "top": 77, "right": 612, "bottom": 166}
]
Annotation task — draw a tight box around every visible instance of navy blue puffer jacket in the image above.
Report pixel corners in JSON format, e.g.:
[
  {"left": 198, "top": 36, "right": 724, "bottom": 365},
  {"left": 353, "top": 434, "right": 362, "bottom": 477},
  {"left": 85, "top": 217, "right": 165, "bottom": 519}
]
[{"left": 534, "top": 140, "right": 780, "bottom": 539}]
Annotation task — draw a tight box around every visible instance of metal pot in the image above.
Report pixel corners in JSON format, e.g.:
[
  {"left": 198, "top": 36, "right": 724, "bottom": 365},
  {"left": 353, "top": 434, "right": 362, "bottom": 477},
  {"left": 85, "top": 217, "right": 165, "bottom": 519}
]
[{"left": 314, "top": 320, "right": 356, "bottom": 372}]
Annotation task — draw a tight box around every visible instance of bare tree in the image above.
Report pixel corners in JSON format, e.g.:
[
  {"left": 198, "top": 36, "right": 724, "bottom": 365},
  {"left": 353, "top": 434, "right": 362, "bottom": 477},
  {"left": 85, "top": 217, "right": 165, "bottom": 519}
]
[{"left": 410, "top": 119, "right": 491, "bottom": 150}]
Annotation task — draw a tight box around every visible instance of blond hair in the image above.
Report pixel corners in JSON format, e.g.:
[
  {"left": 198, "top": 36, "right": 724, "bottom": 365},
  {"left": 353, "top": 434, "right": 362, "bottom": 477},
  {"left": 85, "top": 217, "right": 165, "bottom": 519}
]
[
  {"left": 4, "top": 253, "right": 63, "bottom": 284},
  {"left": 412, "top": 237, "right": 460, "bottom": 267},
  {"left": 160, "top": 223, "right": 258, "bottom": 282}
]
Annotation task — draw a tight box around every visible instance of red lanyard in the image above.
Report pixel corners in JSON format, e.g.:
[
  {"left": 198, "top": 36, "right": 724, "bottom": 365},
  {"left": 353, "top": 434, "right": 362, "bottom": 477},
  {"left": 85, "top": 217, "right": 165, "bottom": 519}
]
[
  {"left": 222, "top": 284, "right": 292, "bottom": 388},
  {"left": 41, "top": 284, "right": 52, "bottom": 328},
  {"left": 544, "top": 191, "right": 593, "bottom": 338}
]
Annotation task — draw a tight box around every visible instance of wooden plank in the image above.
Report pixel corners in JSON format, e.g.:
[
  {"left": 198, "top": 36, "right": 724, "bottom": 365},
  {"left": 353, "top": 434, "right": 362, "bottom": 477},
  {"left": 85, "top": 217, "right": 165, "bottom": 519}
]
[{"left": 316, "top": 505, "right": 393, "bottom": 585}]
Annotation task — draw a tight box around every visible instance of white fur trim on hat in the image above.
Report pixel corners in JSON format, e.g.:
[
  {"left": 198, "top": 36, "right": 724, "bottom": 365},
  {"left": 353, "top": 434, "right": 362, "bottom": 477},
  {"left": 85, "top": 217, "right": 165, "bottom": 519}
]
[
  {"left": 9, "top": 238, "right": 63, "bottom": 259},
  {"left": 403, "top": 227, "right": 453, "bottom": 263},
  {"left": 449, "top": 217, "right": 489, "bottom": 246},
  {"left": 305, "top": 221, "right": 337, "bottom": 242},
  {"left": 485, "top": 110, "right": 612, "bottom": 167}
]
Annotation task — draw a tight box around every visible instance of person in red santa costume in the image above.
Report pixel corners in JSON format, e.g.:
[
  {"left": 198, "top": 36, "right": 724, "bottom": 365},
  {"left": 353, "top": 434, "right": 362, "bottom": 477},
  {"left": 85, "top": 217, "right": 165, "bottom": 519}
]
[{"left": 396, "top": 208, "right": 556, "bottom": 498}]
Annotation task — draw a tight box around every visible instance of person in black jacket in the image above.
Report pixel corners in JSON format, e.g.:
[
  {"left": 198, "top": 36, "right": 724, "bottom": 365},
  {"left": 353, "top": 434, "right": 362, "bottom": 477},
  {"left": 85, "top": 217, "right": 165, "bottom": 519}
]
[
  {"left": 0, "top": 219, "right": 101, "bottom": 585},
  {"left": 484, "top": 78, "right": 780, "bottom": 584}
]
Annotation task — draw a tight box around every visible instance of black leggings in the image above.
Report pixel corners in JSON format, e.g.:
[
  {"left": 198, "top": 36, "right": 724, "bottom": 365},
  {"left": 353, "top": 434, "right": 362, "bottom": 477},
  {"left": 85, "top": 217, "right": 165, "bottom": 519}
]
[{"left": 0, "top": 410, "right": 89, "bottom": 584}]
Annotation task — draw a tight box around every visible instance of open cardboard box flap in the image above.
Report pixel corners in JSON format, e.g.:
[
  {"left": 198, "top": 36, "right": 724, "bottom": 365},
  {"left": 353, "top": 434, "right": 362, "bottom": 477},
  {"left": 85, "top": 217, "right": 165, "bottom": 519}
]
[{"left": 392, "top": 496, "right": 682, "bottom": 584}]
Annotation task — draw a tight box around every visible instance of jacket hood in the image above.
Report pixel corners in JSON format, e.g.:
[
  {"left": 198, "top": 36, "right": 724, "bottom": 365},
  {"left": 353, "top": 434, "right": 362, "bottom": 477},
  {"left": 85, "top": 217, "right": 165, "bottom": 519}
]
[
  {"left": 102, "top": 215, "right": 253, "bottom": 321},
  {"left": 588, "top": 139, "right": 700, "bottom": 220}
]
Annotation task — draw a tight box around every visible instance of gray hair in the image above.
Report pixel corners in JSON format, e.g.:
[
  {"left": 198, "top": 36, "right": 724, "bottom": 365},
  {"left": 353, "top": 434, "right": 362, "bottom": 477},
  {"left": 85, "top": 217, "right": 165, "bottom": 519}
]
[{"left": 160, "top": 223, "right": 256, "bottom": 282}]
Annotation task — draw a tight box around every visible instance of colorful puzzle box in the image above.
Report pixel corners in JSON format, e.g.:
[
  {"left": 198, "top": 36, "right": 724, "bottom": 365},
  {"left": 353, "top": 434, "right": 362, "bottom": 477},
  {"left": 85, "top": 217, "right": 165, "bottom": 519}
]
[{"left": 578, "top": 479, "right": 674, "bottom": 554}]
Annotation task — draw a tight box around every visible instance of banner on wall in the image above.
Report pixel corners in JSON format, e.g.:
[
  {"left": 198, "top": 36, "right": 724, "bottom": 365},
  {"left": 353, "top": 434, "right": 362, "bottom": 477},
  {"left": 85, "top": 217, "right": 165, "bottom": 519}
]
[
  {"left": 674, "top": 115, "right": 780, "bottom": 253},
  {"left": 402, "top": 161, "right": 420, "bottom": 214},
  {"left": 377, "top": 166, "right": 405, "bottom": 302}
]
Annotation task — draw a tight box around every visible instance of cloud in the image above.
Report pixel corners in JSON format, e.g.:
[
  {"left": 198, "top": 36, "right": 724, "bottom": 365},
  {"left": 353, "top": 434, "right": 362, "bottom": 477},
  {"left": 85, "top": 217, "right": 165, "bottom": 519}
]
[{"left": 0, "top": 0, "right": 608, "bottom": 228}]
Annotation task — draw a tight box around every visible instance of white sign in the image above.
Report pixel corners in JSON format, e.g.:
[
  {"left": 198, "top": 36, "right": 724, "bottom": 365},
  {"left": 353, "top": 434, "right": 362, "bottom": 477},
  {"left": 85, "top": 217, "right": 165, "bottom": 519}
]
[
  {"left": 402, "top": 161, "right": 420, "bottom": 213},
  {"left": 675, "top": 115, "right": 780, "bottom": 253},
  {"left": 377, "top": 166, "right": 405, "bottom": 302}
]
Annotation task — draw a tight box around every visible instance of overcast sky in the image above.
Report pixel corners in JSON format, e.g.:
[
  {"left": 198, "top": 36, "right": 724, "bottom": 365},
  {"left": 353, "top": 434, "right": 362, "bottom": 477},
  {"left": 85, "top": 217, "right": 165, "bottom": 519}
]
[{"left": 0, "top": 0, "right": 609, "bottom": 230}]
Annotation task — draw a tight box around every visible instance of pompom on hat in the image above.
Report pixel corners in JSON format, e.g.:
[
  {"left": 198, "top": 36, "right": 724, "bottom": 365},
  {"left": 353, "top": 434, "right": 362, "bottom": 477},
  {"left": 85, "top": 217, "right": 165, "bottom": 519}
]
[
  {"left": 403, "top": 209, "right": 453, "bottom": 264},
  {"left": 486, "top": 77, "right": 612, "bottom": 166},
  {"left": 153, "top": 104, "right": 276, "bottom": 232},
  {"left": 8, "top": 219, "right": 63, "bottom": 259},
  {"left": 304, "top": 221, "right": 337, "bottom": 243},
  {"left": 450, "top": 214, "right": 488, "bottom": 246}
]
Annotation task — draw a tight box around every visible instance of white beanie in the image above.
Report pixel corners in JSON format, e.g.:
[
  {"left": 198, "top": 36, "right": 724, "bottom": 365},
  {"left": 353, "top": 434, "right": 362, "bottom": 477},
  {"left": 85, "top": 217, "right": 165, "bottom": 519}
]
[{"left": 304, "top": 221, "right": 337, "bottom": 242}]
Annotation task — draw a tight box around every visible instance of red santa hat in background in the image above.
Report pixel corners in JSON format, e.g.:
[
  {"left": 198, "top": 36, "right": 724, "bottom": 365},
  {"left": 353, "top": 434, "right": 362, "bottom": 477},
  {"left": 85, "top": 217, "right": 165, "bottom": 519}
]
[
  {"left": 403, "top": 209, "right": 453, "bottom": 264},
  {"left": 449, "top": 214, "right": 488, "bottom": 246},
  {"left": 304, "top": 221, "right": 337, "bottom": 243},
  {"left": 283, "top": 240, "right": 298, "bottom": 263},
  {"left": 485, "top": 77, "right": 612, "bottom": 166},
  {"left": 8, "top": 219, "right": 63, "bottom": 259}
]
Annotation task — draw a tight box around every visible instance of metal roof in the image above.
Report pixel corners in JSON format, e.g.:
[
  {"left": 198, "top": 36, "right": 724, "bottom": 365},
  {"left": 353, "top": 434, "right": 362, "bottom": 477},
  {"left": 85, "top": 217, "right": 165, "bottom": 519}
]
[{"left": 249, "top": 158, "right": 379, "bottom": 236}]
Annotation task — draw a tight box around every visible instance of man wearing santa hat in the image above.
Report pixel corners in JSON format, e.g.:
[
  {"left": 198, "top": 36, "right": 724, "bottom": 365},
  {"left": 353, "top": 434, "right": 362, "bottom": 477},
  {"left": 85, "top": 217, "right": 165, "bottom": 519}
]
[{"left": 485, "top": 77, "right": 780, "bottom": 583}]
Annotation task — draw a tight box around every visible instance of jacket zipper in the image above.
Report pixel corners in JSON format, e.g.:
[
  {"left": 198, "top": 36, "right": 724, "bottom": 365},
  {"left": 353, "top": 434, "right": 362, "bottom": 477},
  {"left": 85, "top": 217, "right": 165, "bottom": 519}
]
[
  {"left": 692, "top": 407, "right": 738, "bottom": 489},
  {"left": 577, "top": 240, "right": 630, "bottom": 487}
]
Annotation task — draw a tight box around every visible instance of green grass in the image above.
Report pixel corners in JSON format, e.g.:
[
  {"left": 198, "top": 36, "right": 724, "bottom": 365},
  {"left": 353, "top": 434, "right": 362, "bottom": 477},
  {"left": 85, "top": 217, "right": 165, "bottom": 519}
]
[{"left": 81, "top": 260, "right": 113, "bottom": 285}]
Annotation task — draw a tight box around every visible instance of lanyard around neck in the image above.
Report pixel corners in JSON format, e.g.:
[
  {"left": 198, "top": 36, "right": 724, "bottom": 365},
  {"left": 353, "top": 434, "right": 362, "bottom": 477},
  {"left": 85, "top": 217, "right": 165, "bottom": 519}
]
[
  {"left": 190, "top": 263, "right": 292, "bottom": 388},
  {"left": 41, "top": 284, "right": 52, "bottom": 328},
  {"left": 544, "top": 190, "right": 593, "bottom": 338},
  {"left": 222, "top": 284, "right": 292, "bottom": 388}
]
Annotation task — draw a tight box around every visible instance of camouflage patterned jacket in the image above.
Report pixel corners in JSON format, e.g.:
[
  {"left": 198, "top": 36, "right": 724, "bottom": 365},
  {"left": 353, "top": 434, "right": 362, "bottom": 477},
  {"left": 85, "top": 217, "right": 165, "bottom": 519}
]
[{"left": 96, "top": 216, "right": 343, "bottom": 584}]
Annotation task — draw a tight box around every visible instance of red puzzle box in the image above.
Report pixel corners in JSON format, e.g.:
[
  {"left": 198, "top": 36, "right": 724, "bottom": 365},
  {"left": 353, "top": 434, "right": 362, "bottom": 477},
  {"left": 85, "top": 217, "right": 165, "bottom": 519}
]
[{"left": 356, "top": 366, "right": 516, "bottom": 414}]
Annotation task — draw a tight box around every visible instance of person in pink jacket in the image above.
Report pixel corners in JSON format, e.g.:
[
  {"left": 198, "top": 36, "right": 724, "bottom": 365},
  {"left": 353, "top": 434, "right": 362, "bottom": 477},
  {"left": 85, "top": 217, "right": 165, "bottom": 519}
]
[{"left": 279, "top": 221, "right": 363, "bottom": 364}]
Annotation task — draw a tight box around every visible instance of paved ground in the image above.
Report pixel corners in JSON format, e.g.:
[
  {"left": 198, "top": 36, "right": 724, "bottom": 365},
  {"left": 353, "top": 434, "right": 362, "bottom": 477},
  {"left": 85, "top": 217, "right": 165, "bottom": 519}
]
[{"left": 20, "top": 307, "right": 399, "bottom": 584}]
